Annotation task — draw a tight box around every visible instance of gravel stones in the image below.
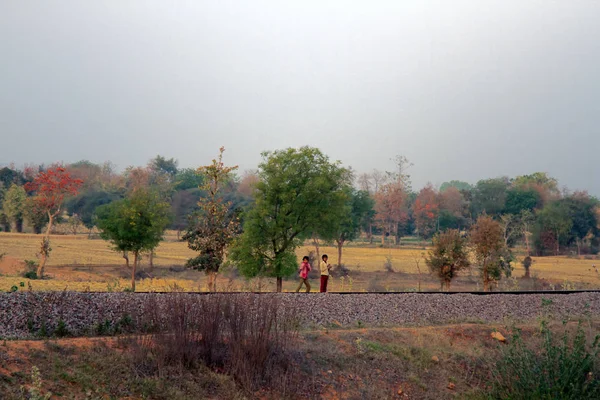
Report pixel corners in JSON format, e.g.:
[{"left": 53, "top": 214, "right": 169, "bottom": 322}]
[{"left": 0, "top": 292, "right": 598, "bottom": 339}]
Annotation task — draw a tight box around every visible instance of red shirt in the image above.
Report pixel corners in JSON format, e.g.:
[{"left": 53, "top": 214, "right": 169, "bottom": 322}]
[{"left": 299, "top": 261, "right": 311, "bottom": 279}]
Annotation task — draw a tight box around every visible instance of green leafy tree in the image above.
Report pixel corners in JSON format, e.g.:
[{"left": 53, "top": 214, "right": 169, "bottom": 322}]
[
  {"left": 2, "top": 184, "right": 26, "bottom": 232},
  {"left": 332, "top": 189, "right": 375, "bottom": 267},
  {"left": 513, "top": 172, "right": 560, "bottom": 205},
  {"left": 0, "top": 167, "right": 25, "bottom": 187},
  {"left": 183, "top": 147, "right": 240, "bottom": 292},
  {"left": 439, "top": 180, "right": 472, "bottom": 193},
  {"left": 561, "top": 192, "right": 600, "bottom": 255},
  {"left": 426, "top": 229, "right": 470, "bottom": 291},
  {"left": 65, "top": 190, "right": 123, "bottom": 233},
  {"left": 504, "top": 187, "right": 541, "bottom": 215},
  {"left": 471, "top": 178, "right": 510, "bottom": 218},
  {"left": 534, "top": 201, "right": 573, "bottom": 255},
  {"left": 174, "top": 168, "right": 204, "bottom": 191},
  {"left": 95, "top": 189, "right": 171, "bottom": 291},
  {"left": 470, "top": 215, "right": 513, "bottom": 291},
  {"left": 23, "top": 197, "right": 48, "bottom": 234},
  {"left": 149, "top": 155, "right": 179, "bottom": 180},
  {"left": 231, "top": 147, "right": 350, "bottom": 292}
]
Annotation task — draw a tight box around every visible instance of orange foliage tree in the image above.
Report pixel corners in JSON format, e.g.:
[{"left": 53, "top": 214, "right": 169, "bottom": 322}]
[
  {"left": 25, "top": 167, "right": 83, "bottom": 278},
  {"left": 413, "top": 184, "right": 440, "bottom": 239}
]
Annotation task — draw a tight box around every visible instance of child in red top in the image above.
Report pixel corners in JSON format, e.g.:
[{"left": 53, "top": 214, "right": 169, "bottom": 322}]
[{"left": 295, "top": 256, "right": 312, "bottom": 293}]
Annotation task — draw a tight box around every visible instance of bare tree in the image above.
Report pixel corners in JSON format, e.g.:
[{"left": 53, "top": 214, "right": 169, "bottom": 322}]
[
  {"left": 411, "top": 251, "right": 425, "bottom": 292},
  {"left": 387, "top": 155, "right": 413, "bottom": 190},
  {"left": 371, "top": 169, "right": 387, "bottom": 193},
  {"left": 357, "top": 173, "right": 372, "bottom": 193}
]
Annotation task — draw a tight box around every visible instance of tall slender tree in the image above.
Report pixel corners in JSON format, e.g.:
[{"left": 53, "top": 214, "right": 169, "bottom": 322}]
[
  {"left": 24, "top": 167, "right": 83, "bottom": 278},
  {"left": 2, "top": 184, "right": 27, "bottom": 232},
  {"left": 374, "top": 182, "right": 408, "bottom": 245},
  {"left": 184, "top": 147, "right": 240, "bottom": 292}
]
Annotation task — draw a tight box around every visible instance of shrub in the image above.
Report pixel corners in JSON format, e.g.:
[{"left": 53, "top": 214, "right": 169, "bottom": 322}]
[
  {"left": 54, "top": 319, "right": 70, "bottom": 338},
  {"left": 22, "top": 260, "right": 39, "bottom": 280},
  {"left": 19, "top": 366, "right": 51, "bottom": 400},
  {"left": 332, "top": 263, "right": 350, "bottom": 277},
  {"left": 491, "top": 321, "right": 600, "bottom": 399},
  {"left": 367, "top": 278, "right": 385, "bottom": 292},
  {"left": 128, "top": 294, "right": 300, "bottom": 393},
  {"left": 426, "top": 229, "right": 470, "bottom": 291},
  {"left": 24, "top": 271, "right": 38, "bottom": 280},
  {"left": 384, "top": 256, "right": 394, "bottom": 273}
]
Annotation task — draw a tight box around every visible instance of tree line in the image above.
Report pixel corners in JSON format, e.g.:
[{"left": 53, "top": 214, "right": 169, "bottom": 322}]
[{"left": 0, "top": 147, "right": 598, "bottom": 291}]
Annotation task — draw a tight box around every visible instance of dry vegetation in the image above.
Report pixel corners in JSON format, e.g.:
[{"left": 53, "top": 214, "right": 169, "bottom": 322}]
[
  {"left": 1, "top": 318, "right": 599, "bottom": 399},
  {"left": 1, "top": 232, "right": 599, "bottom": 293}
]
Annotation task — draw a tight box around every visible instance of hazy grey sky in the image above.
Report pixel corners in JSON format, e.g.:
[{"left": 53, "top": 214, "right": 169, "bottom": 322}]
[{"left": 1, "top": 1, "right": 599, "bottom": 193}]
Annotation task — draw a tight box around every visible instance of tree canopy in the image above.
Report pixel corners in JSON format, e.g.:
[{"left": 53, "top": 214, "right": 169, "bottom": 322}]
[
  {"left": 96, "top": 189, "right": 171, "bottom": 291},
  {"left": 231, "top": 146, "right": 350, "bottom": 291}
]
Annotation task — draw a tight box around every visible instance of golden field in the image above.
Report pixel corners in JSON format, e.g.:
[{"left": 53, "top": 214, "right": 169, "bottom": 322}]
[{"left": 1, "top": 232, "right": 599, "bottom": 292}]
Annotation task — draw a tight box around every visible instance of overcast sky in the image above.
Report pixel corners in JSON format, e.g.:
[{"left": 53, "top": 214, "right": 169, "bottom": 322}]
[{"left": 1, "top": 1, "right": 599, "bottom": 193}]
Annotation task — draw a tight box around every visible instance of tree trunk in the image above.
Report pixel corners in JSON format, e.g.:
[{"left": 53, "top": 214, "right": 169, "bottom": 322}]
[
  {"left": 483, "top": 269, "right": 490, "bottom": 292},
  {"left": 207, "top": 271, "right": 217, "bottom": 292},
  {"left": 444, "top": 280, "right": 450, "bottom": 292},
  {"left": 123, "top": 251, "right": 129, "bottom": 270},
  {"left": 555, "top": 232, "right": 560, "bottom": 256},
  {"left": 276, "top": 277, "right": 282, "bottom": 292},
  {"left": 336, "top": 239, "right": 344, "bottom": 267},
  {"left": 149, "top": 250, "right": 154, "bottom": 270},
  {"left": 312, "top": 235, "right": 320, "bottom": 265},
  {"left": 524, "top": 266, "right": 530, "bottom": 279},
  {"left": 37, "top": 213, "right": 54, "bottom": 278},
  {"left": 131, "top": 251, "right": 138, "bottom": 292},
  {"left": 524, "top": 231, "right": 531, "bottom": 256},
  {"left": 368, "top": 223, "right": 373, "bottom": 244}
]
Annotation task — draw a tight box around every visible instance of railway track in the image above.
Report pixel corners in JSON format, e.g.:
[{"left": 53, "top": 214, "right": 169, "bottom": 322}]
[{"left": 72, "top": 290, "right": 600, "bottom": 295}]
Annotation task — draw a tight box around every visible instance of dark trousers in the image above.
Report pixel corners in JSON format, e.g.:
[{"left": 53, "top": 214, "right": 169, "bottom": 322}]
[{"left": 320, "top": 275, "right": 329, "bottom": 292}]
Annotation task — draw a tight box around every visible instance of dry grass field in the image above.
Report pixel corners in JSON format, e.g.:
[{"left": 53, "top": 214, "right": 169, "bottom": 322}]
[{"left": 1, "top": 232, "right": 599, "bottom": 292}]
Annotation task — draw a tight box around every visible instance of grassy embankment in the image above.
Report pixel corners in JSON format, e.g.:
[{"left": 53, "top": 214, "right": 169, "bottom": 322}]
[{"left": 2, "top": 319, "right": 599, "bottom": 399}]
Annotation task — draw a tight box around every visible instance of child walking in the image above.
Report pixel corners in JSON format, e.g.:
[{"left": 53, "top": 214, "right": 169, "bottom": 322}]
[
  {"left": 296, "top": 256, "right": 312, "bottom": 293},
  {"left": 320, "top": 254, "right": 332, "bottom": 292}
]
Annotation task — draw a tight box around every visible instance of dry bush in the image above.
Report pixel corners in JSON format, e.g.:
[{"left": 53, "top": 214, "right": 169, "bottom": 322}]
[
  {"left": 332, "top": 263, "right": 350, "bottom": 277},
  {"left": 367, "top": 277, "right": 386, "bottom": 292},
  {"left": 127, "top": 293, "right": 301, "bottom": 394}
]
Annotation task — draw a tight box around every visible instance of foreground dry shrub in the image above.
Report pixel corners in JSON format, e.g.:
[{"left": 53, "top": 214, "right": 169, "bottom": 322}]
[{"left": 126, "top": 294, "right": 301, "bottom": 394}]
